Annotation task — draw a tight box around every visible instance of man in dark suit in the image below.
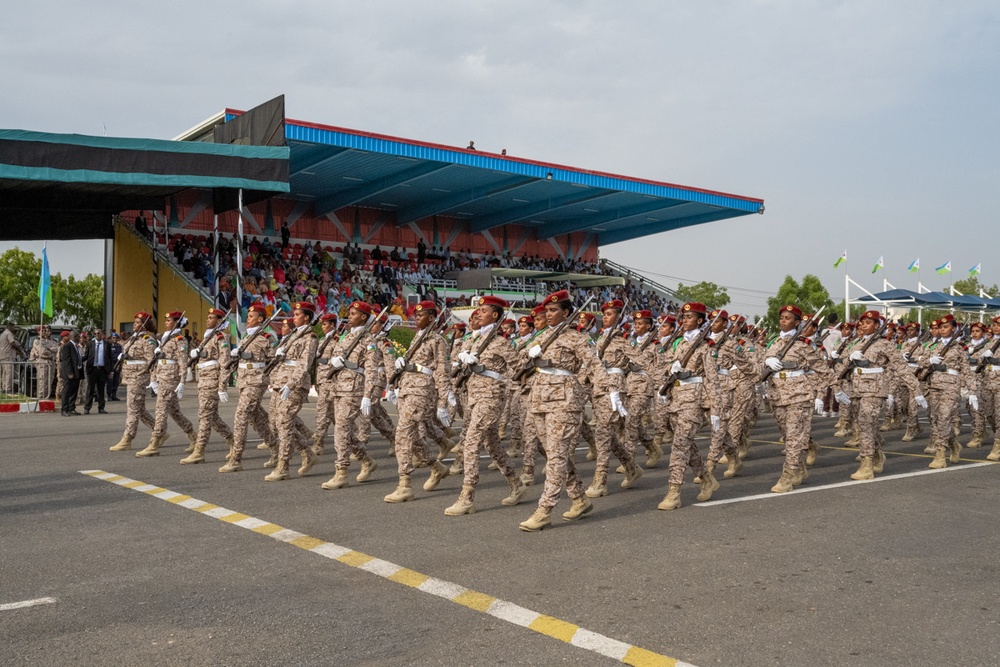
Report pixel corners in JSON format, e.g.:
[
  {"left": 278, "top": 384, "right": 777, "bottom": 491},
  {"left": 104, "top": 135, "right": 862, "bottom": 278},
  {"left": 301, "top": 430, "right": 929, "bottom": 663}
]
[
  {"left": 107, "top": 332, "right": 123, "bottom": 401},
  {"left": 58, "top": 331, "right": 82, "bottom": 416},
  {"left": 84, "top": 328, "right": 112, "bottom": 414}
]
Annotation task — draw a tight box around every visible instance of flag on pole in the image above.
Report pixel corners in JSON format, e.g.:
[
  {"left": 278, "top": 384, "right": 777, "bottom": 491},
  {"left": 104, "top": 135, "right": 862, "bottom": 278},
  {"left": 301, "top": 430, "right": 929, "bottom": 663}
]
[
  {"left": 969, "top": 263, "right": 982, "bottom": 276},
  {"left": 935, "top": 261, "right": 952, "bottom": 275},
  {"left": 834, "top": 250, "right": 847, "bottom": 268},
  {"left": 907, "top": 258, "right": 919, "bottom": 273},
  {"left": 38, "top": 245, "right": 53, "bottom": 317},
  {"left": 872, "top": 256, "right": 884, "bottom": 274}
]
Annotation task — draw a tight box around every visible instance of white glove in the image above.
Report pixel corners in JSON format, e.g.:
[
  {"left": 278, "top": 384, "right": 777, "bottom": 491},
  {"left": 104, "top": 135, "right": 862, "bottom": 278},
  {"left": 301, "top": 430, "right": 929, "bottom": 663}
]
[
  {"left": 815, "top": 398, "right": 824, "bottom": 413},
  {"left": 457, "top": 351, "right": 471, "bottom": 364},
  {"left": 147, "top": 381, "right": 159, "bottom": 392},
  {"left": 828, "top": 350, "right": 839, "bottom": 360},
  {"left": 969, "top": 394, "right": 979, "bottom": 411},
  {"left": 902, "top": 352, "right": 912, "bottom": 362},
  {"left": 915, "top": 395, "right": 928, "bottom": 410},
  {"left": 275, "top": 346, "right": 286, "bottom": 356},
  {"left": 929, "top": 355, "right": 942, "bottom": 365},
  {"left": 175, "top": 382, "right": 184, "bottom": 399},
  {"left": 360, "top": 396, "right": 372, "bottom": 417},
  {"left": 961, "top": 388, "right": 969, "bottom": 400},
  {"left": 218, "top": 390, "right": 229, "bottom": 403},
  {"left": 386, "top": 389, "right": 398, "bottom": 404},
  {"left": 154, "top": 346, "right": 162, "bottom": 356},
  {"left": 983, "top": 348, "right": 994, "bottom": 359},
  {"left": 279, "top": 384, "right": 291, "bottom": 401},
  {"left": 189, "top": 349, "right": 199, "bottom": 359},
  {"left": 835, "top": 390, "right": 851, "bottom": 406},
  {"left": 230, "top": 347, "right": 241, "bottom": 357},
  {"left": 330, "top": 356, "right": 345, "bottom": 369},
  {"left": 528, "top": 344, "right": 542, "bottom": 359},
  {"left": 849, "top": 350, "right": 864, "bottom": 361},
  {"left": 886, "top": 394, "right": 895, "bottom": 410},
  {"left": 436, "top": 407, "right": 452, "bottom": 427},
  {"left": 710, "top": 414, "right": 721, "bottom": 432},
  {"left": 462, "top": 352, "right": 479, "bottom": 367},
  {"left": 394, "top": 357, "right": 406, "bottom": 370},
  {"left": 447, "top": 391, "right": 457, "bottom": 407},
  {"left": 656, "top": 393, "right": 667, "bottom": 405},
  {"left": 117, "top": 352, "right": 124, "bottom": 361},
  {"left": 609, "top": 391, "right": 628, "bottom": 417},
  {"left": 670, "top": 360, "right": 683, "bottom": 375},
  {"left": 765, "top": 357, "right": 783, "bottom": 372}
]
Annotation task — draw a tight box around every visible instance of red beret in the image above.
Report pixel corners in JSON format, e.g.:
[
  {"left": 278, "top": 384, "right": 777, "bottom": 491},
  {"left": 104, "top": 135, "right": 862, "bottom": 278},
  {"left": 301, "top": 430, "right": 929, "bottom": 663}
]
[
  {"left": 166, "top": 311, "right": 183, "bottom": 320},
  {"left": 660, "top": 314, "right": 677, "bottom": 324},
  {"left": 859, "top": 310, "right": 883, "bottom": 322},
  {"left": 939, "top": 314, "right": 956, "bottom": 325},
  {"left": 452, "top": 322, "right": 466, "bottom": 330},
  {"left": 414, "top": 300, "right": 437, "bottom": 313},
  {"left": 349, "top": 301, "right": 373, "bottom": 315},
  {"left": 780, "top": 305, "right": 803, "bottom": 319},
  {"left": 60, "top": 331, "right": 71, "bottom": 338},
  {"left": 930, "top": 319, "right": 940, "bottom": 327},
  {"left": 517, "top": 316, "right": 533, "bottom": 326},
  {"left": 633, "top": 310, "right": 653, "bottom": 321},
  {"left": 247, "top": 303, "right": 268, "bottom": 316},
  {"left": 970, "top": 321, "right": 988, "bottom": 331},
  {"left": 907, "top": 321, "right": 921, "bottom": 329},
  {"left": 709, "top": 309, "right": 728, "bottom": 320},
  {"left": 545, "top": 290, "right": 571, "bottom": 304},
  {"left": 601, "top": 300, "right": 624, "bottom": 311},
  {"left": 208, "top": 308, "right": 227, "bottom": 318},
  {"left": 481, "top": 295, "right": 509, "bottom": 309},
  {"left": 502, "top": 318, "right": 515, "bottom": 326},
  {"left": 531, "top": 305, "right": 546, "bottom": 317},
  {"left": 729, "top": 313, "right": 746, "bottom": 325},
  {"left": 134, "top": 311, "right": 151, "bottom": 320},
  {"left": 682, "top": 302, "right": 707, "bottom": 315},
  {"left": 293, "top": 301, "right": 315, "bottom": 312},
  {"left": 992, "top": 317, "right": 1000, "bottom": 325},
  {"left": 579, "top": 312, "right": 597, "bottom": 324},
  {"left": 319, "top": 313, "right": 338, "bottom": 323}
]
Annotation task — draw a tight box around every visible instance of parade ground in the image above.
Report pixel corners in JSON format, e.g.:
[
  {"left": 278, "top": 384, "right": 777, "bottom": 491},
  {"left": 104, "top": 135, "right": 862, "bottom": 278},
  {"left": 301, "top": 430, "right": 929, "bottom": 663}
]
[{"left": 3, "top": 398, "right": 999, "bottom": 666}]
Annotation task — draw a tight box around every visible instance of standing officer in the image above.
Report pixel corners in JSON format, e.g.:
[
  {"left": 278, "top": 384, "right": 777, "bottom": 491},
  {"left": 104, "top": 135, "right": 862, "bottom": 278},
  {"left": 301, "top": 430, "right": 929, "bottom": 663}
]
[
  {"left": 0, "top": 322, "right": 25, "bottom": 395},
  {"left": 83, "top": 328, "right": 112, "bottom": 414},
  {"left": 110, "top": 313, "right": 158, "bottom": 451},
  {"left": 58, "top": 331, "right": 81, "bottom": 415},
  {"left": 136, "top": 312, "right": 197, "bottom": 457},
  {"left": 182, "top": 309, "right": 235, "bottom": 464},
  {"left": 29, "top": 325, "right": 59, "bottom": 399},
  {"left": 107, "top": 332, "right": 123, "bottom": 401}
]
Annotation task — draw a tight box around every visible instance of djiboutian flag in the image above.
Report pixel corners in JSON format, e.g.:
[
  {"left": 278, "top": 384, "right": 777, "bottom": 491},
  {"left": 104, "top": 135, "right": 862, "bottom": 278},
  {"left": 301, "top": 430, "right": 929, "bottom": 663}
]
[
  {"left": 834, "top": 250, "right": 847, "bottom": 268},
  {"left": 935, "top": 261, "right": 952, "bottom": 275},
  {"left": 39, "top": 246, "right": 53, "bottom": 317}
]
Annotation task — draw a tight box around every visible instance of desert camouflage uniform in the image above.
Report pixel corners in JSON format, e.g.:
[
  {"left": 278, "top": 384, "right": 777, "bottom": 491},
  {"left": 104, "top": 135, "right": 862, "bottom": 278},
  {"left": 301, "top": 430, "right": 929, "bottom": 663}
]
[
  {"left": 193, "top": 329, "right": 234, "bottom": 449},
  {"left": 119, "top": 332, "right": 158, "bottom": 439},
  {"left": 150, "top": 331, "right": 195, "bottom": 444}
]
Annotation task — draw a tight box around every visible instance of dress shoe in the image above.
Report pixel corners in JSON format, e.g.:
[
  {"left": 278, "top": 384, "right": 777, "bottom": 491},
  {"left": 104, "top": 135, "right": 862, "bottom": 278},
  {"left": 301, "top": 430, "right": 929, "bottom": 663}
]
[
  {"left": 84, "top": 410, "right": 91, "bottom": 415},
  {"left": 98, "top": 409, "right": 108, "bottom": 414}
]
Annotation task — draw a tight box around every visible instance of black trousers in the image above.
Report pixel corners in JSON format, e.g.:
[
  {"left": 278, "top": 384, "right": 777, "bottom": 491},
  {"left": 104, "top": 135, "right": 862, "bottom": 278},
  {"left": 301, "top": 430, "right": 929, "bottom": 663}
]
[
  {"left": 85, "top": 368, "right": 108, "bottom": 411},
  {"left": 61, "top": 375, "right": 80, "bottom": 413},
  {"left": 107, "top": 370, "right": 121, "bottom": 399}
]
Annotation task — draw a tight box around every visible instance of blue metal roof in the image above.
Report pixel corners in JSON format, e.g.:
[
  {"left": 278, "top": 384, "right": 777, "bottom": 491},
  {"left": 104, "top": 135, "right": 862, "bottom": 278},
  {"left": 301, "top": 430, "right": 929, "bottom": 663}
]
[{"left": 225, "top": 110, "right": 764, "bottom": 246}]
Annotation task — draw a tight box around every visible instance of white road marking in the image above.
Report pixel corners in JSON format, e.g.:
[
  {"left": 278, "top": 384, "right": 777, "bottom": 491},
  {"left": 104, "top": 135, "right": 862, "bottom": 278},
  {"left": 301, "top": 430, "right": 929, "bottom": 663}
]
[{"left": 0, "top": 597, "right": 57, "bottom": 612}]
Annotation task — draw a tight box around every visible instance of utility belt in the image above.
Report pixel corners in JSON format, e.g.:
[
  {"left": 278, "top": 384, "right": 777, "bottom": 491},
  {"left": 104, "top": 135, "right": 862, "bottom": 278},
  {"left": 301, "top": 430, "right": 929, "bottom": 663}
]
[
  {"left": 717, "top": 369, "right": 730, "bottom": 376},
  {"left": 775, "top": 370, "right": 806, "bottom": 379},
  {"left": 405, "top": 363, "right": 434, "bottom": 376},
  {"left": 125, "top": 360, "right": 146, "bottom": 366},
  {"left": 537, "top": 367, "right": 574, "bottom": 377},
  {"left": 470, "top": 365, "right": 504, "bottom": 382},
  {"left": 606, "top": 367, "right": 625, "bottom": 375},
  {"left": 674, "top": 376, "right": 703, "bottom": 386},
  {"left": 197, "top": 360, "right": 219, "bottom": 370},
  {"left": 241, "top": 362, "right": 266, "bottom": 370},
  {"left": 853, "top": 367, "right": 884, "bottom": 375},
  {"left": 157, "top": 359, "right": 177, "bottom": 366}
]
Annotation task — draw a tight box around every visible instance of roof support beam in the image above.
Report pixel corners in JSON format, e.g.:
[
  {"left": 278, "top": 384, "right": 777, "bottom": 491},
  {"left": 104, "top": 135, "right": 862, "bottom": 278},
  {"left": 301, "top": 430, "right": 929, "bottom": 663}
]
[
  {"left": 395, "top": 176, "right": 537, "bottom": 226},
  {"left": 539, "top": 200, "right": 692, "bottom": 239},
  {"left": 289, "top": 146, "right": 353, "bottom": 177},
  {"left": 467, "top": 190, "right": 618, "bottom": 233},
  {"left": 598, "top": 209, "right": 741, "bottom": 245},
  {"left": 313, "top": 162, "right": 453, "bottom": 216}
]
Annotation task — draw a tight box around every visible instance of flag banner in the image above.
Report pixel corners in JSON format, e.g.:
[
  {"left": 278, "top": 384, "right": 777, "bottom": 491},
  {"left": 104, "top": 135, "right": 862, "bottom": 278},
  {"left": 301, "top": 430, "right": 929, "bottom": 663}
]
[
  {"left": 969, "top": 263, "right": 981, "bottom": 276},
  {"left": 834, "top": 250, "right": 847, "bottom": 268},
  {"left": 38, "top": 246, "right": 53, "bottom": 317},
  {"left": 907, "top": 258, "right": 919, "bottom": 273},
  {"left": 935, "top": 261, "right": 952, "bottom": 275},
  {"left": 872, "top": 255, "right": 884, "bottom": 274}
]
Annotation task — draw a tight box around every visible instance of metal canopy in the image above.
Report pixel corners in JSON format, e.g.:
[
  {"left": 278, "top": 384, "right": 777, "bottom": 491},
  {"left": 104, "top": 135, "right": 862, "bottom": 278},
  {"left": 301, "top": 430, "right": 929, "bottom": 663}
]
[
  {"left": 223, "top": 111, "right": 764, "bottom": 246},
  {"left": 855, "top": 289, "right": 1000, "bottom": 312}
]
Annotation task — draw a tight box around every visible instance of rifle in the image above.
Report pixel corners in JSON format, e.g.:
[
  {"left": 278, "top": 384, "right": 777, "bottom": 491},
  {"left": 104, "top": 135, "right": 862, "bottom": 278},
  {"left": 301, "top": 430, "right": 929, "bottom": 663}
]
[
  {"left": 511, "top": 295, "right": 595, "bottom": 384},
  {"left": 596, "top": 298, "right": 630, "bottom": 360},
  {"left": 229, "top": 308, "right": 285, "bottom": 369},
  {"left": 656, "top": 322, "right": 683, "bottom": 355},
  {"left": 263, "top": 318, "right": 317, "bottom": 375},
  {"left": 453, "top": 308, "right": 507, "bottom": 389},
  {"left": 146, "top": 310, "right": 186, "bottom": 374},
  {"left": 975, "top": 335, "right": 1000, "bottom": 373},
  {"left": 657, "top": 309, "right": 725, "bottom": 397},
  {"left": 114, "top": 312, "right": 152, "bottom": 374},
  {"left": 838, "top": 318, "right": 890, "bottom": 380},
  {"left": 903, "top": 330, "right": 931, "bottom": 360},
  {"left": 332, "top": 307, "right": 390, "bottom": 375},
  {"left": 387, "top": 305, "right": 449, "bottom": 388},
  {"left": 916, "top": 324, "right": 965, "bottom": 381},
  {"left": 187, "top": 307, "right": 232, "bottom": 369},
  {"left": 759, "top": 306, "right": 826, "bottom": 383}
]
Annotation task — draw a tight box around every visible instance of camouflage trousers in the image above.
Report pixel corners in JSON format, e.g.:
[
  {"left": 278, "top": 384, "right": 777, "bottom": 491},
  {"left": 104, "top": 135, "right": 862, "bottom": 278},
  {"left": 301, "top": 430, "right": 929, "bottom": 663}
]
[
  {"left": 123, "top": 380, "right": 155, "bottom": 439},
  {"left": 772, "top": 402, "right": 813, "bottom": 471},
  {"left": 35, "top": 362, "right": 54, "bottom": 399},
  {"left": 520, "top": 396, "right": 543, "bottom": 473},
  {"left": 332, "top": 393, "right": 368, "bottom": 468},
  {"left": 462, "top": 392, "right": 515, "bottom": 500},
  {"left": 529, "top": 408, "right": 585, "bottom": 510},
  {"left": 707, "top": 387, "right": 737, "bottom": 463},
  {"left": 896, "top": 383, "right": 919, "bottom": 431},
  {"left": 927, "top": 385, "right": 960, "bottom": 452},
  {"left": 667, "top": 401, "right": 706, "bottom": 485},
  {"left": 314, "top": 382, "right": 336, "bottom": 442},
  {"left": 357, "top": 382, "right": 395, "bottom": 445},
  {"left": 592, "top": 392, "right": 632, "bottom": 477},
  {"left": 274, "top": 386, "right": 310, "bottom": 464},
  {"left": 231, "top": 384, "right": 273, "bottom": 461},
  {"left": 856, "top": 395, "right": 886, "bottom": 458},
  {"left": 396, "top": 391, "right": 439, "bottom": 477},
  {"left": 151, "top": 383, "right": 194, "bottom": 440},
  {"left": 727, "top": 380, "right": 756, "bottom": 447},
  {"left": 194, "top": 378, "right": 233, "bottom": 448},
  {"left": 624, "top": 391, "right": 652, "bottom": 450},
  {"left": 503, "top": 387, "right": 524, "bottom": 454},
  {"left": 268, "top": 389, "right": 313, "bottom": 444}
]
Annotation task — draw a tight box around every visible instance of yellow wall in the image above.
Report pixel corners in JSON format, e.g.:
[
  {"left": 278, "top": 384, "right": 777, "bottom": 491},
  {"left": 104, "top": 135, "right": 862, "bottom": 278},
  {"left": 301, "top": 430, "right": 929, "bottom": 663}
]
[{"left": 112, "top": 225, "right": 213, "bottom": 336}]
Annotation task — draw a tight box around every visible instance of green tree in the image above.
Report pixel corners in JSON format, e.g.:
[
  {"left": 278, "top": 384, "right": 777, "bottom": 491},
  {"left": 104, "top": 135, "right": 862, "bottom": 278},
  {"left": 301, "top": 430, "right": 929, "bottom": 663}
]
[
  {"left": 763, "top": 274, "right": 834, "bottom": 330},
  {"left": 0, "top": 247, "right": 104, "bottom": 328},
  {"left": 56, "top": 274, "right": 104, "bottom": 330},
  {"left": 673, "top": 281, "right": 730, "bottom": 308}
]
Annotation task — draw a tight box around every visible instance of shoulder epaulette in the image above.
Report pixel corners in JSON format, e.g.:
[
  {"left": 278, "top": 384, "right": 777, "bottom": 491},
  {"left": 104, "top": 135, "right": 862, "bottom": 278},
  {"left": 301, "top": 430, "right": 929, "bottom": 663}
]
[
  {"left": 798, "top": 336, "right": 812, "bottom": 345},
  {"left": 176, "top": 335, "right": 185, "bottom": 341}
]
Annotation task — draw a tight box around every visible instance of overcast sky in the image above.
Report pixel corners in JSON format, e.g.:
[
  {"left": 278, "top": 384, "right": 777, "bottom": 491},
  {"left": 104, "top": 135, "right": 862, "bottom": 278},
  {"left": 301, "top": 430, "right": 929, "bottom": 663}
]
[{"left": 2, "top": 0, "right": 997, "bottom": 315}]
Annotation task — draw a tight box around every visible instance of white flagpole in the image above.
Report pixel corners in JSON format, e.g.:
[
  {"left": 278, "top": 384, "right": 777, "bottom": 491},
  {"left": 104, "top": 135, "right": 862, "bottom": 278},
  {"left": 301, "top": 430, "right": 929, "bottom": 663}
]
[{"left": 236, "top": 190, "right": 243, "bottom": 334}]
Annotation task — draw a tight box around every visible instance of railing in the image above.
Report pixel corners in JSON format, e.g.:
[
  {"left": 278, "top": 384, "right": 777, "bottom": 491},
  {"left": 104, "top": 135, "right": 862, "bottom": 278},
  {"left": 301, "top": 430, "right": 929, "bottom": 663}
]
[
  {"left": 0, "top": 360, "right": 44, "bottom": 404},
  {"left": 599, "top": 258, "right": 681, "bottom": 300},
  {"left": 116, "top": 218, "right": 219, "bottom": 307}
]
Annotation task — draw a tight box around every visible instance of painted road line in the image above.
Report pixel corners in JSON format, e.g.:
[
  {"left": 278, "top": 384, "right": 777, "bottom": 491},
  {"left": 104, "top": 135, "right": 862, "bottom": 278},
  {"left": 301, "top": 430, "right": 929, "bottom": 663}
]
[
  {"left": 697, "top": 461, "right": 996, "bottom": 506},
  {"left": 0, "top": 597, "right": 57, "bottom": 612},
  {"left": 79, "top": 469, "right": 695, "bottom": 667}
]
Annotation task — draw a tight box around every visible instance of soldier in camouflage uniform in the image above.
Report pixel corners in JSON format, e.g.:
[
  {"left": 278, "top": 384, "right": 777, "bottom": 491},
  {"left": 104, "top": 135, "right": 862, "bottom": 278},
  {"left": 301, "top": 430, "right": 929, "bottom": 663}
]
[
  {"left": 181, "top": 308, "right": 235, "bottom": 464},
  {"left": 136, "top": 311, "right": 196, "bottom": 457},
  {"left": 650, "top": 315, "right": 677, "bottom": 455},
  {"left": 312, "top": 313, "right": 341, "bottom": 455},
  {"left": 109, "top": 313, "right": 158, "bottom": 452},
  {"left": 964, "top": 321, "right": 990, "bottom": 448},
  {"left": 356, "top": 311, "right": 396, "bottom": 451},
  {"left": 981, "top": 317, "right": 1000, "bottom": 460},
  {"left": 517, "top": 305, "right": 548, "bottom": 486},
  {"left": 703, "top": 311, "right": 757, "bottom": 477},
  {"left": 625, "top": 310, "right": 660, "bottom": 465},
  {"left": 29, "top": 325, "right": 59, "bottom": 399}
]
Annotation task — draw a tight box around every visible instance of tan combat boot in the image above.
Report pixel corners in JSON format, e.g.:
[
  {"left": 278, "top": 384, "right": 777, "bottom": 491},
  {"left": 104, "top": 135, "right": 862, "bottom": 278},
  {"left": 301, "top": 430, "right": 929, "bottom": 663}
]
[
  {"left": 448, "top": 451, "right": 464, "bottom": 476},
  {"left": 986, "top": 442, "right": 1000, "bottom": 461},
  {"left": 562, "top": 496, "right": 593, "bottom": 521},
  {"left": 724, "top": 452, "right": 743, "bottom": 478},
  {"left": 183, "top": 431, "right": 197, "bottom": 454},
  {"left": 180, "top": 443, "right": 206, "bottom": 464},
  {"left": 109, "top": 435, "right": 133, "bottom": 452},
  {"left": 770, "top": 468, "right": 796, "bottom": 493},
  {"left": 264, "top": 459, "right": 290, "bottom": 481},
  {"left": 805, "top": 440, "right": 820, "bottom": 466},
  {"left": 850, "top": 456, "right": 875, "bottom": 480},
  {"left": 321, "top": 466, "right": 350, "bottom": 490},
  {"left": 844, "top": 430, "right": 861, "bottom": 447},
  {"left": 356, "top": 455, "right": 378, "bottom": 482},
  {"left": 257, "top": 442, "right": 270, "bottom": 450},
  {"left": 621, "top": 462, "right": 644, "bottom": 490},
  {"left": 518, "top": 507, "right": 552, "bottom": 531},
  {"left": 444, "top": 485, "right": 476, "bottom": 516},
  {"left": 901, "top": 424, "right": 920, "bottom": 442},
  {"left": 310, "top": 434, "right": 325, "bottom": 456},
  {"left": 586, "top": 440, "right": 597, "bottom": 461},
  {"left": 928, "top": 449, "right": 947, "bottom": 469},
  {"left": 586, "top": 472, "right": 608, "bottom": 498},
  {"left": 696, "top": 462, "right": 720, "bottom": 502},
  {"left": 423, "top": 460, "right": 450, "bottom": 491},
  {"left": 263, "top": 446, "right": 279, "bottom": 468},
  {"left": 873, "top": 450, "right": 886, "bottom": 474},
  {"left": 658, "top": 483, "right": 682, "bottom": 510},
  {"left": 135, "top": 437, "right": 162, "bottom": 458},
  {"left": 437, "top": 437, "right": 455, "bottom": 461},
  {"left": 384, "top": 475, "right": 414, "bottom": 503},
  {"left": 520, "top": 468, "right": 535, "bottom": 487},
  {"left": 646, "top": 438, "right": 663, "bottom": 468},
  {"left": 498, "top": 422, "right": 507, "bottom": 439},
  {"left": 501, "top": 476, "right": 527, "bottom": 506},
  {"left": 967, "top": 431, "right": 984, "bottom": 449},
  {"left": 298, "top": 447, "right": 317, "bottom": 476},
  {"left": 218, "top": 457, "right": 242, "bottom": 473},
  {"left": 948, "top": 438, "right": 962, "bottom": 464}
]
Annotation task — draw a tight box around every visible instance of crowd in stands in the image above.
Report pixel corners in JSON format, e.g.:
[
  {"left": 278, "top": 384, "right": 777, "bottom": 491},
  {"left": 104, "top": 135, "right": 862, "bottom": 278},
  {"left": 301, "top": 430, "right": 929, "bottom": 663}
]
[{"left": 154, "top": 226, "right": 676, "bottom": 320}]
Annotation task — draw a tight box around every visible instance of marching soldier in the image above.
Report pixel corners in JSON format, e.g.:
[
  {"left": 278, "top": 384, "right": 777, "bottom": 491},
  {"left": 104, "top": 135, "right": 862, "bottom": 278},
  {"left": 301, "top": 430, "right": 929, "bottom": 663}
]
[
  {"left": 499, "top": 315, "right": 534, "bottom": 459},
  {"left": 219, "top": 303, "right": 277, "bottom": 472},
  {"left": 650, "top": 314, "right": 678, "bottom": 455},
  {"left": 136, "top": 312, "right": 196, "bottom": 457},
  {"left": 110, "top": 314, "right": 159, "bottom": 452},
  {"left": 917, "top": 314, "right": 975, "bottom": 469},
  {"left": 29, "top": 325, "right": 59, "bottom": 399},
  {"left": 982, "top": 317, "right": 1000, "bottom": 461},
  {"left": 518, "top": 304, "right": 549, "bottom": 485},
  {"left": 899, "top": 322, "right": 925, "bottom": 442},
  {"left": 625, "top": 309, "right": 660, "bottom": 466},
  {"left": 704, "top": 310, "right": 757, "bottom": 478},
  {"left": 312, "top": 313, "right": 341, "bottom": 454},
  {"left": 965, "top": 321, "right": 990, "bottom": 448},
  {"left": 181, "top": 309, "right": 235, "bottom": 464},
  {"left": 357, "top": 311, "right": 397, "bottom": 451}
]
